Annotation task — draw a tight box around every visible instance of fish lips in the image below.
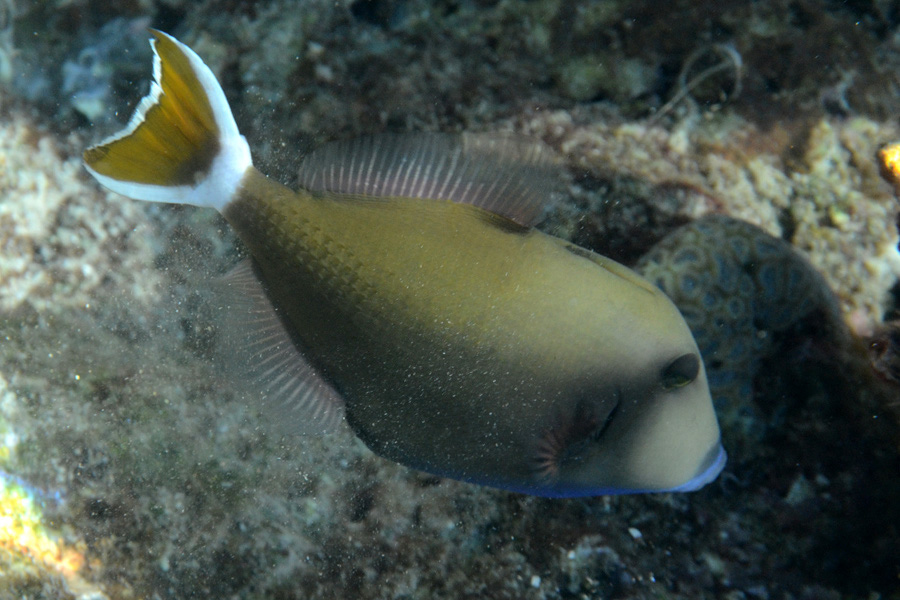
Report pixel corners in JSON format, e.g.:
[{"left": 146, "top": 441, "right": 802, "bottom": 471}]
[{"left": 664, "top": 441, "right": 728, "bottom": 492}]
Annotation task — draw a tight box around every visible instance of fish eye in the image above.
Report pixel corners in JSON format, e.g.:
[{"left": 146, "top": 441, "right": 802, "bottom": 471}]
[{"left": 661, "top": 353, "right": 700, "bottom": 389}]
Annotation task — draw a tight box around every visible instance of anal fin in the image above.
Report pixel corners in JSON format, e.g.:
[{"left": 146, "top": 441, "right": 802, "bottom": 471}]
[{"left": 220, "top": 260, "right": 346, "bottom": 434}]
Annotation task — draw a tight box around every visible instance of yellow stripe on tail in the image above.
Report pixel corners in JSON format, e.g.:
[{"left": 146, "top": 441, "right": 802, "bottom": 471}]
[{"left": 83, "top": 30, "right": 252, "bottom": 211}]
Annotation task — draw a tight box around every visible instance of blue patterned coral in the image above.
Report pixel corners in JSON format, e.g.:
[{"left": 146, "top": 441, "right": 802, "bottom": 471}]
[{"left": 635, "top": 215, "right": 845, "bottom": 437}]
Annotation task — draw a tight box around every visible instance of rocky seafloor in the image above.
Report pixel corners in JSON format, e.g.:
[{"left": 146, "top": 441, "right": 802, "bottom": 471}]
[{"left": 1, "top": 1, "right": 899, "bottom": 598}]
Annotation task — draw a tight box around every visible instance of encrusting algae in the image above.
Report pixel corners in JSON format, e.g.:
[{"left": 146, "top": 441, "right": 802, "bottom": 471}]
[{"left": 82, "top": 31, "right": 725, "bottom": 497}]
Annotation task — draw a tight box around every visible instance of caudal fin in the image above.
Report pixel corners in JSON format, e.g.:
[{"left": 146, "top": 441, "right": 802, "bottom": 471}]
[{"left": 83, "top": 30, "right": 252, "bottom": 211}]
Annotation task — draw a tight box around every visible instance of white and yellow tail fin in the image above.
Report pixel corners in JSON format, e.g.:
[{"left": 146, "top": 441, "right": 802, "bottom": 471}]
[{"left": 83, "top": 30, "right": 252, "bottom": 211}]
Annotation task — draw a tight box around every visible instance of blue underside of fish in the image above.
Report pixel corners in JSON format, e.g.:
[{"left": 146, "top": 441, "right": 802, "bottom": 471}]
[{"left": 471, "top": 442, "right": 728, "bottom": 498}]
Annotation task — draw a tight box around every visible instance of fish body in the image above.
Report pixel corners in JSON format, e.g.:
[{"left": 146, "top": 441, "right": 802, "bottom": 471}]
[{"left": 83, "top": 31, "right": 725, "bottom": 497}]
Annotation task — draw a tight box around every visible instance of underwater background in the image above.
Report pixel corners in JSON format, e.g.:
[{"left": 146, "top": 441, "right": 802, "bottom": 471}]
[{"left": 1, "top": 0, "right": 899, "bottom": 598}]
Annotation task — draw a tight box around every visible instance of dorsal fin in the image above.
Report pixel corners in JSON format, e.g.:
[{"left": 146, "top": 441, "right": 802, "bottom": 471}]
[
  {"left": 220, "top": 260, "right": 345, "bottom": 434},
  {"left": 296, "top": 133, "right": 559, "bottom": 227}
]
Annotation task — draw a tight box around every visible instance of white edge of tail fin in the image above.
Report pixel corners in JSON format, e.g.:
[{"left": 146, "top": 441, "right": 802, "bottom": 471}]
[{"left": 84, "top": 30, "right": 252, "bottom": 212}]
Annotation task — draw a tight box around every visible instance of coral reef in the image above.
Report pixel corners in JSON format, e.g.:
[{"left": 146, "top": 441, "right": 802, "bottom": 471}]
[
  {"left": 524, "top": 110, "right": 900, "bottom": 330},
  {"left": 0, "top": 112, "right": 162, "bottom": 315}
]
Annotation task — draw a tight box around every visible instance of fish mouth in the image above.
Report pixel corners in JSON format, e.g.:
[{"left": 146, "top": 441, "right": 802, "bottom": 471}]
[{"left": 666, "top": 441, "right": 727, "bottom": 492}]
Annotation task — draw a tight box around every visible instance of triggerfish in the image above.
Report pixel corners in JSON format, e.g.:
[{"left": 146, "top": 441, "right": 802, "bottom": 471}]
[{"left": 83, "top": 31, "right": 725, "bottom": 497}]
